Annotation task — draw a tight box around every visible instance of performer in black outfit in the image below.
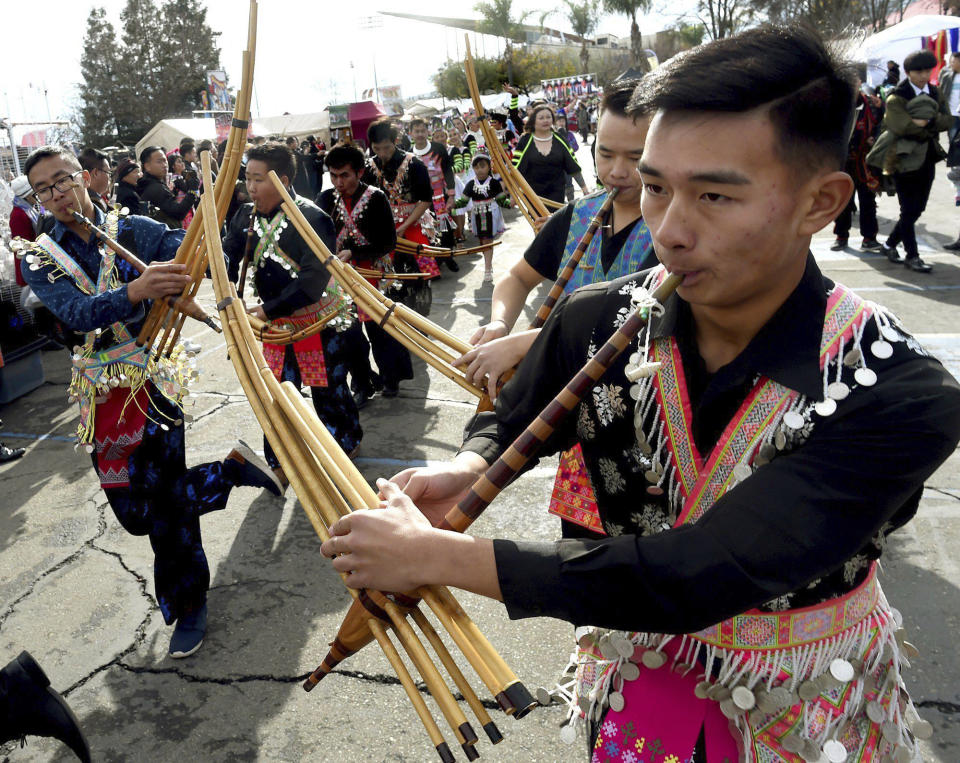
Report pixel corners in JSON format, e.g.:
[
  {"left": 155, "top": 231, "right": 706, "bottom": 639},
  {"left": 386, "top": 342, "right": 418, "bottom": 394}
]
[
  {"left": 319, "top": 144, "right": 414, "bottom": 405},
  {"left": 222, "top": 143, "right": 362, "bottom": 476}
]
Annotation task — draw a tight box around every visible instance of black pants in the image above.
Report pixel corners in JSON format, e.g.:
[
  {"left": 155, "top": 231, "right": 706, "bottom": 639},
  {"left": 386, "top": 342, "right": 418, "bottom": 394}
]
[
  {"left": 345, "top": 319, "right": 413, "bottom": 393},
  {"left": 834, "top": 180, "right": 878, "bottom": 240},
  {"left": 887, "top": 156, "right": 937, "bottom": 258}
]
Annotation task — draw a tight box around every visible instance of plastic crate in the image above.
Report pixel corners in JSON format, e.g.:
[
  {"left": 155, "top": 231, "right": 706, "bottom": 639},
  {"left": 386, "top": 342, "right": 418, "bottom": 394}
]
[{"left": 0, "top": 337, "right": 46, "bottom": 404}]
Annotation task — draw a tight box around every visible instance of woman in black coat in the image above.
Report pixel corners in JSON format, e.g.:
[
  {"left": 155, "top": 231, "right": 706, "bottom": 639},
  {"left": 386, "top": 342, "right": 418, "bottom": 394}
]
[
  {"left": 114, "top": 158, "right": 144, "bottom": 215},
  {"left": 511, "top": 104, "right": 588, "bottom": 204},
  {"left": 135, "top": 146, "right": 199, "bottom": 228}
]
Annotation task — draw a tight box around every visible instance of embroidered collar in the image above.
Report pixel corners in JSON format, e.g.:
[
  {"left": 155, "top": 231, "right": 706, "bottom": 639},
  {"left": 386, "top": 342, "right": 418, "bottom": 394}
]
[
  {"left": 648, "top": 253, "right": 826, "bottom": 400},
  {"left": 412, "top": 142, "right": 431, "bottom": 157}
]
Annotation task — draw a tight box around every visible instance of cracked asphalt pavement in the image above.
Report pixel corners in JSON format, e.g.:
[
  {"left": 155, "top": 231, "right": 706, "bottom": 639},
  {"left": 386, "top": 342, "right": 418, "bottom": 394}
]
[{"left": 3, "top": 151, "right": 960, "bottom": 761}]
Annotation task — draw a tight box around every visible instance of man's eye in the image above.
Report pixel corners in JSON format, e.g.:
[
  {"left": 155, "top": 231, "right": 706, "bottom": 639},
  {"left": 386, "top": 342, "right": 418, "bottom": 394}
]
[
  {"left": 643, "top": 183, "right": 664, "bottom": 195},
  {"left": 702, "top": 192, "right": 729, "bottom": 202}
]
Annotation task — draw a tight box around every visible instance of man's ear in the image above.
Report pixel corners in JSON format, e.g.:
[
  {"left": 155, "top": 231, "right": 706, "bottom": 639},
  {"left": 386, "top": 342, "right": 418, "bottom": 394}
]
[
  {"left": 80, "top": 169, "right": 93, "bottom": 190},
  {"left": 797, "top": 170, "right": 854, "bottom": 237}
]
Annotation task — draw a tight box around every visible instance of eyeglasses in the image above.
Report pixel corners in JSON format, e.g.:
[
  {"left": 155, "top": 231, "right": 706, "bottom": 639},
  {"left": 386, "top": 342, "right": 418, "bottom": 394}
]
[{"left": 32, "top": 171, "right": 82, "bottom": 202}]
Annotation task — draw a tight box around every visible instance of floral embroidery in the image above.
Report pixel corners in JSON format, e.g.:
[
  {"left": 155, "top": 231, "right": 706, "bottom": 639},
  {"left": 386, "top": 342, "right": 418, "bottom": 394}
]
[
  {"left": 593, "top": 383, "right": 627, "bottom": 426},
  {"left": 613, "top": 306, "right": 631, "bottom": 330},
  {"left": 603, "top": 720, "right": 617, "bottom": 736},
  {"left": 629, "top": 505, "right": 670, "bottom": 536},
  {"left": 599, "top": 457, "right": 626, "bottom": 494},
  {"left": 577, "top": 403, "right": 597, "bottom": 440},
  {"left": 843, "top": 554, "right": 870, "bottom": 585}
]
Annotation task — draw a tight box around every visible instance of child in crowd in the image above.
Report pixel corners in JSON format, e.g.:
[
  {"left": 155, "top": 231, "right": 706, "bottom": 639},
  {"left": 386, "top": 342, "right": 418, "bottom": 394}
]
[{"left": 456, "top": 153, "right": 510, "bottom": 283}]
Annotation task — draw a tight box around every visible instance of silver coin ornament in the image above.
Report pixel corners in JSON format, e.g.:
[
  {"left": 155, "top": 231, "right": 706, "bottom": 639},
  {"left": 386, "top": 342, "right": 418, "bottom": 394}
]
[
  {"left": 619, "top": 662, "right": 640, "bottom": 682},
  {"left": 559, "top": 724, "right": 577, "bottom": 745},
  {"left": 775, "top": 430, "right": 787, "bottom": 450},
  {"left": 598, "top": 636, "right": 619, "bottom": 661},
  {"left": 815, "top": 398, "right": 838, "bottom": 417},
  {"left": 910, "top": 717, "right": 933, "bottom": 740},
  {"left": 767, "top": 686, "right": 793, "bottom": 709},
  {"left": 880, "top": 325, "right": 901, "bottom": 343},
  {"left": 798, "top": 679, "right": 821, "bottom": 701},
  {"left": 608, "top": 691, "right": 625, "bottom": 713},
  {"left": 854, "top": 367, "right": 878, "bottom": 387},
  {"left": 800, "top": 740, "right": 823, "bottom": 763},
  {"left": 733, "top": 463, "right": 752, "bottom": 482},
  {"left": 641, "top": 650, "right": 667, "bottom": 669},
  {"left": 732, "top": 686, "right": 756, "bottom": 711},
  {"left": 871, "top": 340, "right": 893, "bottom": 359},
  {"left": 881, "top": 720, "right": 900, "bottom": 744},
  {"left": 843, "top": 348, "right": 862, "bottom": 366},
  {"left": 781, "top": 734, "right": 806, "bottom": 754},
  {"left": 827, "top": 381, "right": 850, "bottom": 401},
  {"left": 830, "top": 658, "right": 855, "bottom": 683},
  {"left": 612, "top": 635, "right": 635, "bottom": 660},
  {"left": 866, "top": 701, "right": 885, "bottom": 724},
  {"left": 822, "top": 739, "right": 849, "bottom": 763},
  {"left": 760, "top": 442, "right": 777, "bottom": 460},
  {"left": 784, "top": 411, "right": 805, "bottom": 430},
  {"left": 719, "top": 698, "right": 740, "bottom": 719}
]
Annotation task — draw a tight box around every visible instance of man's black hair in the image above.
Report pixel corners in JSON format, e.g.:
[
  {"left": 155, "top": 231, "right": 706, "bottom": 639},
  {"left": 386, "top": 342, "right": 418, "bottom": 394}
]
[
  {"left": 139, "top": 145, "right": 165, "bottom": 166},
  {"left": 627, "top": 24, "right": 856, "bottom": 172},
  {"left": 409, "top": 117, "right": 427, "bottom": 130},
  {"left": 602, "top": 78, "right": 643, "bottom": 118},
  {"left": 246, "top": 141, "right": 297, "bottom": 181},
  {"left": 368, "top": 117, "right": 398, "bottom": 144},
  {"left": 24, "top": 145, "right": 81, "bottom": 180},
  {"left": 285, "top": 136, "right": 298, "bottom": 145},
  {"left": 180, "top": 142, "right": 196, "bottom": 156},
  {"left": 325, "top": 144, "right": 365, "bottom": 172},
  {"left": 903, "top": 49, "right": 938, "bottom": 73},
  {"left": 78, "top": 147, "right": 109, "bottom": 172}
]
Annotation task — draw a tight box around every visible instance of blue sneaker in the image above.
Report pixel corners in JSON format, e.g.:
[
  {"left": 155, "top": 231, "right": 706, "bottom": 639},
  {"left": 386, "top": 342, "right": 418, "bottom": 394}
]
[
  {"left": 169, "top": 604, "right": 207, "bottom": 659},
  {"left": 226, "top": 439, "right": 283, "bottom": 496}
]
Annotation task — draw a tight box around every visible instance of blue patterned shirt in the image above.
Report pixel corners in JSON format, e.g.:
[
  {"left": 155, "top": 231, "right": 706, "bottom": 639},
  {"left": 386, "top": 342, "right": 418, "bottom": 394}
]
[{"left": 22, "top": 209, "right": 184, "bottom": 336}]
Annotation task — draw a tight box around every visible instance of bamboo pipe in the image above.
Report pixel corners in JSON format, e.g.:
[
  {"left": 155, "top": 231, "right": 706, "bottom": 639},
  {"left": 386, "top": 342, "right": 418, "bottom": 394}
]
[
  {"left": 440, "top": 271, "right": 685, "bottom": 535},
  {"left": 538, "top": 196, "right": 565, "bottom": 210},
  {"left": 531, "top": 188, "right": 619, "bottom": 330},
  {"left": 69, "top": 209, "right": 221, "bottom": 334},
  {"left": 411, "top": 608, "right": 504, "bottom": 746},
  {"left": 203, "top": 158, "right": 474, "bottom": 760}
]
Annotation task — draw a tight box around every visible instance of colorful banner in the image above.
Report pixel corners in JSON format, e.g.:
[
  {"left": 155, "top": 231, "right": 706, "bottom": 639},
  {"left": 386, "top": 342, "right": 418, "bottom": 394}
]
[
  {"left": 328, "top": 104, "right": 350, "bottom": 129},
  {"left": 540, "top": 74, "right": 597, "bottom": 102},
  {"left": 205, "top": 70, "right": 232, "bottom": 111}
]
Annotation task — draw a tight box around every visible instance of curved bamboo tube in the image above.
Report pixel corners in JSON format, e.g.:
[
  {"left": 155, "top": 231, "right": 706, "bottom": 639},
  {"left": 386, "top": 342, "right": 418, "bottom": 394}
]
[
  {"left": 396, "top": 238, "right": 502, "bottom": 258},
  {"left": 441, "top": 271, "right": 684, "bottom": 535}
]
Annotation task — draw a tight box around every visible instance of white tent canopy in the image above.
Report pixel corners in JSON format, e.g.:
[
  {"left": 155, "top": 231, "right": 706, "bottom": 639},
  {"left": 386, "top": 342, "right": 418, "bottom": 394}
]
[
  {"left": 136, "top": 118, "right": 217, "bottom": 157},
  {"left": 856, "top": 15, "right": 960, "bottom": 86},
  {"left": 136, "top": 112, "right": 331, "bottom": 157}
]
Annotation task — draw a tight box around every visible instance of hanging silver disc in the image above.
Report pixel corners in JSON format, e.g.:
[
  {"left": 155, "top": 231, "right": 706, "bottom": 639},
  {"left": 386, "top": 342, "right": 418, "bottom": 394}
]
[
  {"left": 641, "top": 650, "right": 667, "bottom": 669},
  {"left": 559, "top": 724, "right": 577, "bottom": 745},
  {"left": 823, "top": 739, "right": 849, "bottom": 763},
  {"left": 732, "top": 686, "right": 756, "bottom": 711},
  {"left": 815, "top": 398, "right": 837, "bottom": 417},
  {"left": 784, "top": 411, "right": 805, "bottom": 430},
  {"left": 619, "top": 662, "right": 640, "bottom": 681},
  {"left": 854, "top": 367, "right": 878, "bottom": 387},
  {"left": 733, "top": 463, "right": 752, "bottom": 482},
  {"left": 843, "top": 348, "right": 862, "bottom": 366},
  {"left": 608, "top": 691, "right": 625, "bottom": 713},
  {"left": 536, "top": 687, "right": 552, "bottom": 706},
  {"left": 775, "top": 430, "right": 787, "bottom": 450},
  {"left": 880, "top": 325, "right": 901, "bottom": 342},
  {"left": 871, "top": 340, "right": 893, "bottom": 359},
  {"left": 827, "top": 381, "right": 850, "bottom": 401},
  {"left": 830, "top": 658, "right": 855, "bottom": 683}
]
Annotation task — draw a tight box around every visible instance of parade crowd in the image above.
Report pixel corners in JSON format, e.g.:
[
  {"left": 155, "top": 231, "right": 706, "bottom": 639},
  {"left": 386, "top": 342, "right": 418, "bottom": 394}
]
[{"left": 4, "top": 23, "right": 960, "bottom": 763}]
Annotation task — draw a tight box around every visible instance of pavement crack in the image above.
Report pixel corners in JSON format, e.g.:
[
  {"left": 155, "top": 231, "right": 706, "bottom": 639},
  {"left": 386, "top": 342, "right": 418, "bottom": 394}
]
[
  {"left": 925, "top": 487, "right": 960, "bottom": 502},
  {"left": 916, "top": 698, "right": 960, "bottom": 715}
]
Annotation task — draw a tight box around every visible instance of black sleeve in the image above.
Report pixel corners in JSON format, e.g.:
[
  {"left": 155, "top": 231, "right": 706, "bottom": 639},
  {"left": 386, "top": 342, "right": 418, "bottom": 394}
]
[
  {"left": 493, "top": 353, "right": 960, "bottom": 632},
  {"left": 352, "top": 191, "right": 397, "bottom": 258},
  {"left": 317, "top": 189, "right": 335, "bottom": 218},
  {"left": 559, "top": 138, "right": 581, "bottom": 174},
  {"left": 139, "top": 180, "right": 196, "bottom": 222},
  {"left": 261, "top": 206, "right": 335, "bottom": 319},
  {"left": 462, "top": 179, "right": 475, "bottom": 199},
  {"left": 221, "top": 204, "right": 252, "bottom": 282},
  {"left": 408, "top": 159, "right": 434, "bottom": 203},
  {"left": 360, "top": 164, "right": 377, "bottom": 187},
  {"left": 438, "top": 143, "right": 455, "bottom": 190},
  {"left": 459, "top": 284, "right": 608, "bottom": 466},
  {"left": 522, "top": 203, "right": 574, "bottom": 279},
  {"left": 489, "top": 178, "right": 505, "bottom": 196}
]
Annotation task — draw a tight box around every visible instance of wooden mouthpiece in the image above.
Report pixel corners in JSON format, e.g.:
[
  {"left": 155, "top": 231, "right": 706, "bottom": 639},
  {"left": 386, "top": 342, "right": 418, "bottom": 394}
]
[{"left": 436, "top": 742, "right": 456, "bottom": 763}]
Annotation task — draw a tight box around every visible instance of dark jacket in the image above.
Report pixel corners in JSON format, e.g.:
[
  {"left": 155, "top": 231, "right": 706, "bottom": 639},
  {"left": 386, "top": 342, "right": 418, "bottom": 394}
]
[
  {"left": 136, "top": 172, "right": 197, "bottom": 228},
  {"left": 115, "top": 182, "right": 144, "bottom": 215},
  {"left": 879, "top": 79, "right": 953, "bottom": 173}
]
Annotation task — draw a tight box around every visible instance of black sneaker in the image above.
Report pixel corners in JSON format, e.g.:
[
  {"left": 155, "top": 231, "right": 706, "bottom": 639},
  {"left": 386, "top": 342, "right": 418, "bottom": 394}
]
[
  {"left": 860, "top": 238, "right": 882, "bottom": 250},
  {"left": 830, "top": 237, "right": 848, "bottom": 251},
  {"left": 944, "top": 239, "right": 960, "bottom": 251},
  {"left": 881, "top": 244, "right": 903, "bottom": 263},
  {"left": 0, "top": 442, "right": 25, "bottom": 462},
  {"left": 904, "top": 257, "right": 932, "bottom": 273},
  {"left": 226, "top": 440, "right": 284, "bottom": 496},
  {"left": 381, "top": 383, "right": 399, "bottom": 398},
  {"left": 353, "top": 389, "right": 370, "bottom": 409}
]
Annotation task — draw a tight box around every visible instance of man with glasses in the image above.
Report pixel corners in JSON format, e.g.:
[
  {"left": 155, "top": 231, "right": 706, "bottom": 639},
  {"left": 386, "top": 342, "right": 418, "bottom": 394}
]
[
  {"left": 78, "top": 147, "right": 111, "bottom": 212},
  {"left": 18, "top": 145, "right": 283, "bottom": 659}
]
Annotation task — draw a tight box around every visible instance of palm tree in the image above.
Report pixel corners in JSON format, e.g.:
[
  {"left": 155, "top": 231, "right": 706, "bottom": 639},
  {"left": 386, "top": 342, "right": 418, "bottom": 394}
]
[
  {"left": 475, "top": 0, "right": 530, "bottom": 83},
  {"left": 562, "top": 0, "right": 602, "bottom": 74},
  {"left": 603, "top": 0, "right": 653, "bottom": 71}
]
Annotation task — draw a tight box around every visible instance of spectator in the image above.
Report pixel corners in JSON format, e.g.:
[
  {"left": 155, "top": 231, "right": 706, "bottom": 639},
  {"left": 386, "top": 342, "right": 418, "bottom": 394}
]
[
  {"left": 8, "top": 175, "right": 39, "bottom": 287},
  {"left": 939, "top": 51, "right": 960, "bottom": 141},
  {"left": 512, "top": 104, "right": 588, "bottom": 204},
  {"left": 136, "top": 145, "right": 199, "bottom": 228},
  {"left": 197, "top": 139, "right": 218, "bottom": 175},
  {"left": 877, "top": 49, "right": 953, "bottom": 272},
  {"left": 287, "top": 136, "right": 313, "bottom": 197},
  {"left": 832, "top": 68, "right": 883, "bottom": 251},
  {"left": 77, "top": 147, "right": 111, "bottom": 212},
  {"left": 180, "top": 141, "right": 199, "bottom": 174},
  {"left": 114, "top": 158, "right": 144, "bottom": 214},
  {"left": 555, "top": 114, "right": 582, "bottom": 202}
]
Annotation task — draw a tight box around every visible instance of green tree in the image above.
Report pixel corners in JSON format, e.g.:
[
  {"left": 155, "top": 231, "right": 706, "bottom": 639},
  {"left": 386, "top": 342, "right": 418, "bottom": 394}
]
[
  {"left": 114, "top": 0, "right": 164, "bottom": 141},
  {"left": 558, "top": 0, "right": 602, "bottom": 74},
  {"left": 508, "top": 48, "right": 578, "bottom": 91},
  {"left": 603, "top": 0, "right": 653, "bottom": 71},
  {"left": 78, "top": 7, "right": 122, "bottom": 146},
  {"left": 474, "top": 0, "right": 530, "bottom": 83},
  {"left": 155, "top": 0, "right": 222, "bottom": 118},
  {"left": 434, "top": 56, "right": 504, "bottom": 99}
]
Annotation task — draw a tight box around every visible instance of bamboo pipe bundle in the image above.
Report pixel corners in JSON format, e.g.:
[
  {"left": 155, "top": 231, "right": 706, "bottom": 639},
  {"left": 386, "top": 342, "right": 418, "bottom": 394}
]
[
  {"left": 200, "top": 154, "right": 533, "bottom": 759},
  {"left": 245, "top": 310, "right": 338, "bottom": 345},
  {"left": 136, "top": 0, "right": 259, "bottom": 354},
  {"left": 265, "top": 172, "right": 485, "bottom": 400},
  {"left": 354, "top": 266, "right": 432, "bottom": 281},
  {"left": 395, "top": 238, "right": 502, "bottom": 258},
  {"left": 463, "top": 37, "right": 548, "bottom": 231}
]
